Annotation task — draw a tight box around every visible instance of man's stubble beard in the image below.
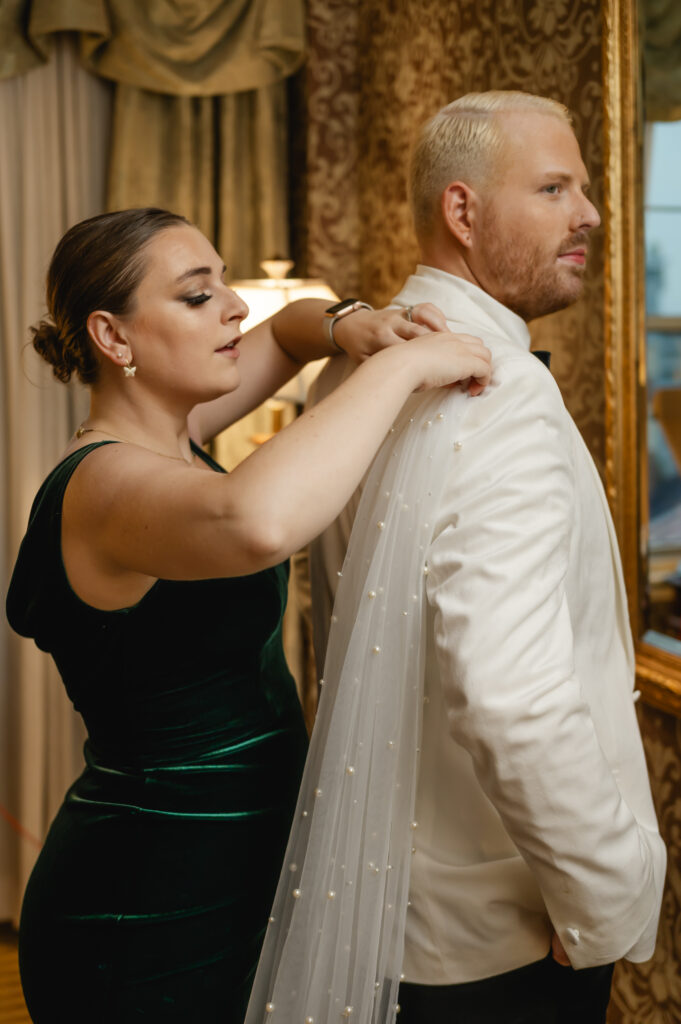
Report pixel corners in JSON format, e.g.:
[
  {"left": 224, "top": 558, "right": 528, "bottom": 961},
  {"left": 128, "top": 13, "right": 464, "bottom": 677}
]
[{"left": 479, "top": 210, "right": 588, "bottom": 322}]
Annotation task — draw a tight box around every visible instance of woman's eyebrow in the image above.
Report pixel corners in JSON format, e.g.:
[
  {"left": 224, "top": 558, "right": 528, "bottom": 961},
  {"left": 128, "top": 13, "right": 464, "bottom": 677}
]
[{"left": 175, "top": 263, "right": 227, "bottom": 284}]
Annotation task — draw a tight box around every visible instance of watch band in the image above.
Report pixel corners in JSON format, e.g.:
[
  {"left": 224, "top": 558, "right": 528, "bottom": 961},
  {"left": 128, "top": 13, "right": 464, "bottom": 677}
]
[{"left": 323, "top": 299, "right": 374, "bottom": 352}]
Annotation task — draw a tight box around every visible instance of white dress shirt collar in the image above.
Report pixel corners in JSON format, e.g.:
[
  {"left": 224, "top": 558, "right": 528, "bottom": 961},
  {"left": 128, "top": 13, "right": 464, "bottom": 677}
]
[{"left": 394, "top": 264, "right": 532, "bottom": 354}]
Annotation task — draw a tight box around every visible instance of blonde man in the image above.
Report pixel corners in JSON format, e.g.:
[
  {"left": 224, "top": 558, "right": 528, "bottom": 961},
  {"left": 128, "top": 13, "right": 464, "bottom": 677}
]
[{"left": 308, "top": 91, "right": 665, "bottom": 1023}]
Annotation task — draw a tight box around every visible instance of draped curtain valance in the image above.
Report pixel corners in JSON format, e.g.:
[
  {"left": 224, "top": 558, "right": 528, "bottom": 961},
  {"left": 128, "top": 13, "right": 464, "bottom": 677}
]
[
  {"left": 0, "top": 0, "right": 304, "bottom": 93},
  {"left": 0, "top": 0, "right": 304, "bottom": 276},
  {"left": 642, "top": 0, "right": 681, "bottom": 122}
]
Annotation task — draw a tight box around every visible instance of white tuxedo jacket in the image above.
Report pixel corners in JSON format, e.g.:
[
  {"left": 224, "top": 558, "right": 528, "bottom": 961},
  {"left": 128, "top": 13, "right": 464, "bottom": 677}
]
[{"left": 308, "top": 266, "right": 666, "bottom": 984}]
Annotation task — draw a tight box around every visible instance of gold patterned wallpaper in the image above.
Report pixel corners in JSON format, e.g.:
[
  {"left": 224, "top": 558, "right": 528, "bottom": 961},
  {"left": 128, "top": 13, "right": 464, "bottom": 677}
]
[{"left": 298, "top": 1, "right": 680, "bottom": 1021}]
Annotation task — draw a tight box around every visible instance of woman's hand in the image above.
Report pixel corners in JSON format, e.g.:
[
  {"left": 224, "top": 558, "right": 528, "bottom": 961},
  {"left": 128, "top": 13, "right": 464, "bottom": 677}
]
[
  {"left": 551, "top": 931, "right": 571, "bottom": 967},
  {"left": 332, "top": 302, "right": 450, "bottom": 362},
  {"left": 389, "top": 329, "right": 492, "bottom": 397}
]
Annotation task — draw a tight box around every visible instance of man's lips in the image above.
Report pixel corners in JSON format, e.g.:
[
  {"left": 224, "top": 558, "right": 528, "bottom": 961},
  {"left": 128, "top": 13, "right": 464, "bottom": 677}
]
[{"left": 558, "top": 248, "right": 586, "bottom": 265}]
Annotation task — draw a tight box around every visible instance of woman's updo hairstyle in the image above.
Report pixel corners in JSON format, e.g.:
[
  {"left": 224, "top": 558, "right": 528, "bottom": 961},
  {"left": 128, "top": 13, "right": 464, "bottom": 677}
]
[{"left": 32, "top": 207, "right": 189, "bottom": 384}]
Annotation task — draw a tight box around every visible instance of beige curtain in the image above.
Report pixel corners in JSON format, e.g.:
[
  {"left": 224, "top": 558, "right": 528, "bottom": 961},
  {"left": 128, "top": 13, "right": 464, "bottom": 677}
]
[
  {"left": 2, "top": 0, "right": 304, "bottom": 269},
  {"left": 643, "top": 0, "right": 681, "bottom": 122},
  {"left": 0, "top": 36, "right": 112, "bottom": 923},
  {"left": 107, "top": 80, "right": 290, "bottom": 277}
]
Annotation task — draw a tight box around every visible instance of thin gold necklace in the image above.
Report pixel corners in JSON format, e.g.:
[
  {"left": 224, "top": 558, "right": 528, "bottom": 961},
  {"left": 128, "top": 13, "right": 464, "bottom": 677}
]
[{"left": 75, "top": 424, "right": 194, "bottom": 465}]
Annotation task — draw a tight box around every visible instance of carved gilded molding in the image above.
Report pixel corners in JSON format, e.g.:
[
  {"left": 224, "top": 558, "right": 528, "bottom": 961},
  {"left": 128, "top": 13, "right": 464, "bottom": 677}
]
[
  {"left": 602, "top": 0, "right": 681, "bottom": 715},
  {"left": 636, "top": 646, "right": 681, "bottom": 716},
  {"left": 602, "top": 0, "right": 641, "bottom": 596}
]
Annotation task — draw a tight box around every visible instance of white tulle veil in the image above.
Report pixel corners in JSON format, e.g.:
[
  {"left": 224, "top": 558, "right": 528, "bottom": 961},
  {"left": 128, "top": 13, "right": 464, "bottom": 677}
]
[{"left": 244, "top": 385, "right": 469, "bottom": 1024}]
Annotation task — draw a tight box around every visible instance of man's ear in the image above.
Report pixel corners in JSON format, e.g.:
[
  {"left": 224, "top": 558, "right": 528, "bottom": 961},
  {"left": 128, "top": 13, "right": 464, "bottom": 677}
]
[
  {"left": 86, "top": 311, "right": 132, "bottom": 369},
  {"left": 441, "top": 181, "right": 478, "bottom": 248}
]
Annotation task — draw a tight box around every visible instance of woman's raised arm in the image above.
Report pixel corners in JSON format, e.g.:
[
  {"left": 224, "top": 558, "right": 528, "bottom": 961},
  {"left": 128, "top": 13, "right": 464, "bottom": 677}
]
[
  {"left": 64, "top": 331, "right": 490, "bottom": 606},
  {"left": 189, "top": 299, "right": 448, "bottom": 443}
]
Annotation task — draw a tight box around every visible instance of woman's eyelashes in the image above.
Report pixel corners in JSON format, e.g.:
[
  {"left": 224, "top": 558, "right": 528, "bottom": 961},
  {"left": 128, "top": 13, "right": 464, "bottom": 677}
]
[{"left": 183, "top": 292, "right": 211, "bottom": 306}]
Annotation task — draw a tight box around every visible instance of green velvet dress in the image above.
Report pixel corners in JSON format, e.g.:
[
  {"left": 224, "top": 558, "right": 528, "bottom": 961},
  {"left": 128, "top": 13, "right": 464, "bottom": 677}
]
[{"left": 6, "top": 442, "right": 308, "bottom": 1023}]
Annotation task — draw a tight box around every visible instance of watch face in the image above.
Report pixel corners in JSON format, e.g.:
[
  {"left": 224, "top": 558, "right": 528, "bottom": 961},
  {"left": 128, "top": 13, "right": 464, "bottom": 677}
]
[{"left": 325, "top": 298, "right": 360, "bottom": 316}]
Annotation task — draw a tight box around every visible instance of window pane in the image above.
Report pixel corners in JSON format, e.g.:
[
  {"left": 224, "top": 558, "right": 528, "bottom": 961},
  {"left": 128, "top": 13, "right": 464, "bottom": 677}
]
[
  {"left": 645, "top": 212, "right": 681, "bottom": 317},
  {"left": 644, "top": 120, "right": 681, "bottom": 644}
]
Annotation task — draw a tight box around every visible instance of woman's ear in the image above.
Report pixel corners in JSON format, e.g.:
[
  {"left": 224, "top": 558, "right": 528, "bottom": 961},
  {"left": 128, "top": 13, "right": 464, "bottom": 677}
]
[
  {"left": 86, "top": 311, "right": 131, "bottom": 369},
  {"left": 441, "top": 181, "right": 479, "bottom": 248}
]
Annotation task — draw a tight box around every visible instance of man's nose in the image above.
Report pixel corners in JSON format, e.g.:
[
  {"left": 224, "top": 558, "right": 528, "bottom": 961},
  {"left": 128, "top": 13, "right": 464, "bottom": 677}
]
[{"left": 574, "top": 195, "right": 601, "bottom": 233}]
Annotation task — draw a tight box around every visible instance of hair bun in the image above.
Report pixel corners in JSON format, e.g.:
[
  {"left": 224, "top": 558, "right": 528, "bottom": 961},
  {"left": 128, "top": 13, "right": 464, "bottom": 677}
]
[{"left": 31, "top": 318, "right": 76, "bottom": 383}]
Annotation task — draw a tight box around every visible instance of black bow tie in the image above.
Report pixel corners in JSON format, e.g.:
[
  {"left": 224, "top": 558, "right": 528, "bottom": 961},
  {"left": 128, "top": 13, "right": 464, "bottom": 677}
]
[{"left": 533, "top": 350, "right": 551, "bottom": 371}]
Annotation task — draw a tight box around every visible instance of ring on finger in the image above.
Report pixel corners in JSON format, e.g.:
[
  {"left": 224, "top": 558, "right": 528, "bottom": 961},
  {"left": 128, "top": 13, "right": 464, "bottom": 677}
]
[{"left": 402, "top": 305, "right": 414, "bottom": 323}]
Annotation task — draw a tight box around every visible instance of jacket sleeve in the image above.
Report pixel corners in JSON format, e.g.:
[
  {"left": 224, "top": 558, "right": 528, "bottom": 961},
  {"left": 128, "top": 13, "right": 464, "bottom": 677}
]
[{"left": 425, "top": 353, "right": 665, "bottom": 968}]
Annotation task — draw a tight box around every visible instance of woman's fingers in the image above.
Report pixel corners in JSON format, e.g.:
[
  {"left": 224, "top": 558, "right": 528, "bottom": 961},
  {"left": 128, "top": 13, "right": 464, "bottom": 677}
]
[
  {"left": 409, "top": 302, "right": 448, "bottom": 332},
  {"left": 459, "top": 338, "right": 492, "bottom": 384},
  {"left": 442, "top": 337, "right": 492, "bottom": 394},
  {"left": 408, "top": 331, "right": 492, "bottom": 393},
  {"left": 332, "top": 308, "right": 428, "bottom": 360},
  {"left": 392, "top": 320, "right": 431, "bottom": 341}
]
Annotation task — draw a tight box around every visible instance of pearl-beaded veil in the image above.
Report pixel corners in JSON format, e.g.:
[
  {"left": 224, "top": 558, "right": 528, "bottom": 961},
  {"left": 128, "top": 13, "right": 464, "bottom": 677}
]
[{"left": 245, "top": 386, "right": 469, "bottom": 1024}]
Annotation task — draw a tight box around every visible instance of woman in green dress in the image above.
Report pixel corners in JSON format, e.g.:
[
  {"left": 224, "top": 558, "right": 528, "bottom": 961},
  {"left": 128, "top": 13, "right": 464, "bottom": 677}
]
[{"left": 5, "top": 207, "right": 490, "bottom": 1023}]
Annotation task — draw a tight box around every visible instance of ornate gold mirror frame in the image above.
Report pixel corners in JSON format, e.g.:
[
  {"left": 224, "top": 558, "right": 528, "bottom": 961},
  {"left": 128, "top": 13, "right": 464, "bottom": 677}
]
[{"left": 603, "top": 0, "right": 681, "bottom": 715}]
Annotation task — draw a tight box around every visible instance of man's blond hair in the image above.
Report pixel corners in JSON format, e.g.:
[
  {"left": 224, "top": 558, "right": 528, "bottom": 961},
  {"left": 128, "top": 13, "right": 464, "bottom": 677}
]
[{"left": 409, "top": 90, "right": 572, "bottom": 239}]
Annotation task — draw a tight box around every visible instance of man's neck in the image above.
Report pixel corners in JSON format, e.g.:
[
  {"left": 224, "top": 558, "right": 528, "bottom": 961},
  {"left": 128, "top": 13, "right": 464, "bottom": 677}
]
[{"left": 418, "top": 244, "right": 484, "bottom": 292}]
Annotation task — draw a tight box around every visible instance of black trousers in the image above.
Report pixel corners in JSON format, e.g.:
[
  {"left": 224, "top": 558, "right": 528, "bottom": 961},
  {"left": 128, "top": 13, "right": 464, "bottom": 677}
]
[{"left": 397, "top": 953, "right": 614, "bottom": 1024}]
